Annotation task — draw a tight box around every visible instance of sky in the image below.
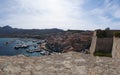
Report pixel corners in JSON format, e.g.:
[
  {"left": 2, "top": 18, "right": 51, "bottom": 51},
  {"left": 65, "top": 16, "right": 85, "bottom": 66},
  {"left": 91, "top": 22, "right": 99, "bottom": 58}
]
[{"left": 0, "top": 0, "right": 120, "bottom": 30}]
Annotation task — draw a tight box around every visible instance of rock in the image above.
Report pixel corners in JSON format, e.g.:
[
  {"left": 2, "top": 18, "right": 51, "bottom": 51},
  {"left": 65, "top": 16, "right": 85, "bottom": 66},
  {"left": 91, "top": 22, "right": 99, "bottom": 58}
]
[
  {"left": 24, "top": 65, "right": 33, "bottom": 71},
  {"left": 63, "top": 61, "right": 73, "bottom": 69},
  {"left": 32, "top": 71, "right": 47, "bottom": 75},
  {"left": 34, "top": 65, "right": 43, "bottom": 71},
  {"left": 75, "top": 66, "right": 87, "bottom": 75},
  {"left": 74, "top": 58, "right": 86, "bottom": 62},
  {"left": 3, "top": 64, "right": 22, "bottom": 74},
  {"left": 0, "top": 52, "right": 120, "bottom": 75},
  {"left": 0, "top": 69, "right": 4, "bottom": 75},
  {"left": 20, "top": 71, "right": 31, "bottom": 75},
  {"left": 46, "top": 31, "right": 92, "bottom": 53}
]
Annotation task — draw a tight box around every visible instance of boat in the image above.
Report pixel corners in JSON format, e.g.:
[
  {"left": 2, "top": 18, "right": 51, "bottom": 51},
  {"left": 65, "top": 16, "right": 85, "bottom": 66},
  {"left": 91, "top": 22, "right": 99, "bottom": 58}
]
[
  {"left": 14, "top": 44, "right": 29, "bottom": 49},
  {"left": 26, "top": 49, "right": 41, "bottom": 53},
  {"left": 37, "top": 40, "right": 45, "bottom": 44},
  {"left": 40, "top": 50, "right": 50, "bottom": 55}
]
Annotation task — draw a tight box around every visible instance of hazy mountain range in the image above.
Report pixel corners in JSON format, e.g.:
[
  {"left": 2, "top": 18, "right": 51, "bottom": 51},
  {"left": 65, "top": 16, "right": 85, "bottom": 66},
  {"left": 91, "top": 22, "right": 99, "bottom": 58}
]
[{"left": 0, "top": 25, "right": 64, "bottom": 38}]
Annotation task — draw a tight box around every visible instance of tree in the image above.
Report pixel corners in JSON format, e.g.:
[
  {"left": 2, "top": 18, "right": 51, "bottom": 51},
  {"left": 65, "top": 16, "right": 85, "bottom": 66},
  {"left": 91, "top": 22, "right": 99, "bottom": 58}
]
[{"left": 105, "top": 27, "right": 110, "bottom": 30}]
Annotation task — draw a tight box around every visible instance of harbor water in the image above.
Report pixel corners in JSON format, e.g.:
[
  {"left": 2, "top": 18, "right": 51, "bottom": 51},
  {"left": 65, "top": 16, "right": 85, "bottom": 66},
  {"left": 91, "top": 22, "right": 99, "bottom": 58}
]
[{"left": 0, "top": 38, "right": 44, "bottom": 56}]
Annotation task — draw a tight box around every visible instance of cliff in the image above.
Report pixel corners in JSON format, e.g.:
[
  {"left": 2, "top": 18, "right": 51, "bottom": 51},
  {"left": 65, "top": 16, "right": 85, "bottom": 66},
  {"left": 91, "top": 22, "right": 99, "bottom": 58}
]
[
  {"left": 0, "top": 52, "right": 120, "bottom": 75},
  {"left": 46, "top": 31, "right": 92, "bottom": 53}
]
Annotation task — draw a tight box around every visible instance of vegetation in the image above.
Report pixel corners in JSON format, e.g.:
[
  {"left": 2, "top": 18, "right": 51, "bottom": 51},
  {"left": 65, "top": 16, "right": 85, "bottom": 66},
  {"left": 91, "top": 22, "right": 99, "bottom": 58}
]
[
  {"left": 105, "top": 27, "right": 110, "bottom": 31},
  {"left": 96, "top": 30, "right": 107, "bottom": 38},
  {"left": 32, "top": 35, "right": 47, "bottom": 39},
  {"left": 67, "top": 30, "right": 85, "bottom": 33},
  {"left": 114, "top": 32, "right": 120, "bottom": 38},
  {"left": 94, "top": 51, "right": 112, "bottom": 57}
]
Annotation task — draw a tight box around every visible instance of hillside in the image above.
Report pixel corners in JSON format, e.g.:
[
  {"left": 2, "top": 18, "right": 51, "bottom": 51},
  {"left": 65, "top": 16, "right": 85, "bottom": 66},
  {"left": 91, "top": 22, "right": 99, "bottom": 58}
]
[
  {"left": 0, "top": 52, "right": 120, "bottom": 75},
  {"left": 0, "top": 25, "right": 64, "bottom": 38},
  {"left": 46, "top": 30, "right": 93, "bottom": 53}
]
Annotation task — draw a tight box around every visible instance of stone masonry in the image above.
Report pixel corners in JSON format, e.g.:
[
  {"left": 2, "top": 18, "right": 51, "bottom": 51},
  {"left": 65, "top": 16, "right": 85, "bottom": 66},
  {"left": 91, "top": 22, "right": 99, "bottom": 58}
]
[
  {"left": 90, "top": 30, "right": 120, "bottom": 58},
  {"left": 0, "top": 52, "right": 120, "bottom": 75}
]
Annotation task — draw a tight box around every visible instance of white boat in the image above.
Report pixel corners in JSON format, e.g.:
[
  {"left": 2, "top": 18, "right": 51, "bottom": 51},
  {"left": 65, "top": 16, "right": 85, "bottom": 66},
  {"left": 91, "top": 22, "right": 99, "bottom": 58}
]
[{"left": 14, "top": 44, "right": 29, "bottom": 49}]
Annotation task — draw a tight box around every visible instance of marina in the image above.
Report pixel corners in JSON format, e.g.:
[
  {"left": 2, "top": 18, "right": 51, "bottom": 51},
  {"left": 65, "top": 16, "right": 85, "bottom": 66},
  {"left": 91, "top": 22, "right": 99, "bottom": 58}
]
[{"left": 0, "top": 38, "right": 49, "bottom": 56}]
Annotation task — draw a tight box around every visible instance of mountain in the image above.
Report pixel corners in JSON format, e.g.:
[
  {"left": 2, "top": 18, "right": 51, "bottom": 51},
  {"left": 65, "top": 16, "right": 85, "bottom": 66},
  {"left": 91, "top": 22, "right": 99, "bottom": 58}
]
[
  {"left": 2, "top": 25, "right": 12, "bottom": 29},
  {"left": 0, "top": 25, "right": 64, "bottom": 38},
  {"left": 0, "top": 25, "right": 14, "bottom": 34}
]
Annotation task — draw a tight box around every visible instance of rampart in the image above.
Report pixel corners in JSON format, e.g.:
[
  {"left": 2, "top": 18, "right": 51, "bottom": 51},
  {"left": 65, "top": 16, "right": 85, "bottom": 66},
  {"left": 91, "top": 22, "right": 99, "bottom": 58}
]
[{"left": 90, "top": 30, "right": 120, "bottom": 58}]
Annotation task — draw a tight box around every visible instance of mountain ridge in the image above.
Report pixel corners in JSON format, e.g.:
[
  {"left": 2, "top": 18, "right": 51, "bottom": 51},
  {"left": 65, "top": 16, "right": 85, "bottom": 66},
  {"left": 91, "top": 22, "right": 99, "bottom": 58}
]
[{"left": 0, "top": 25, "right": 64, "bottom": 38}]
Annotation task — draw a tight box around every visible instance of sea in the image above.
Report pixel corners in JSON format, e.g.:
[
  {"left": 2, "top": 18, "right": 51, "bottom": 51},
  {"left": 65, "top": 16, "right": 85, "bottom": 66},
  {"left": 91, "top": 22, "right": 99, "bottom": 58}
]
[{"left": 0, "top": 38, "right": 43, "bottom": 56}]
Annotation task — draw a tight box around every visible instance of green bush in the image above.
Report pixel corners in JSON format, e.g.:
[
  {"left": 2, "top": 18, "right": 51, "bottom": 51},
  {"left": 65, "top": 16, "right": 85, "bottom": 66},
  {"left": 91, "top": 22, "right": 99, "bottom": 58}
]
[
  {"left": 114, "top": 32, "right": 120, "bottom": 38},
  {"left": 96, "top": 30, "right": 107, "bottom": 38},
  {"left": 94, "top": 52, "right": 112, "bottom": 57}
]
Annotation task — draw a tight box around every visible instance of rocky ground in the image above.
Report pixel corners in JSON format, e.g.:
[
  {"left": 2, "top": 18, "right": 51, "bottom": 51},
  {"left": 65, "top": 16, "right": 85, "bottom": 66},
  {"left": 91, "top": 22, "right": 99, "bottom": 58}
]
[
  {"left": 46, "top": 31, "right": 92, "bottom": 53},
  {"left": 0, "top": 52, "right": 120, "bottom": 75}
]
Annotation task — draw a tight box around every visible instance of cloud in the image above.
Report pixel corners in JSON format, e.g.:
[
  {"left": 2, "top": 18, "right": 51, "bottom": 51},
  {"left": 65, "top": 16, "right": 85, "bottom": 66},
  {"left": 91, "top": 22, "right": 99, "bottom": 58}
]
[
  {"left": 0, "top": 0, "right": 88, "bottom": 29},
  {"left": 0, "top": 0, "right": 120, "bottom": 30},
  {"left": 86, "top": 0, "right": 120, "bottom": 29}
]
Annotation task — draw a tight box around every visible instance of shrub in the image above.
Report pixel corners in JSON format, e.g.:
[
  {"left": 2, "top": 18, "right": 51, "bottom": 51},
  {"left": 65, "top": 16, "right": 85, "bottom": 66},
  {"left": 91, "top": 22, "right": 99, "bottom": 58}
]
[
  {"left": 114, "top": 32, "right": 120, "bottom": 38},
  {"left": 94, "top": 52, "right": 112, "bottom": 57},
  {"left": 96, "top": 30, "right": 107, "bottom": 38}
]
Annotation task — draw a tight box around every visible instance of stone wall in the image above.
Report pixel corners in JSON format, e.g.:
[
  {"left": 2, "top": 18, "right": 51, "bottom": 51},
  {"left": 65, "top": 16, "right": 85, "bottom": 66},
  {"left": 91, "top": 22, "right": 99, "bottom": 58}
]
[
  {"left": 112, "top": 37, "right": 120, "bottom": 58},
  {"left": 90, "top": 31, "right": 113, "bottom": 56},
  {"left": 90, "top": 30, "right": 120, "bottom": 58},
  {"left": 0, "top": 52, "right": 120, "bottom": 75},
  {"left": 95, "top": 38, "right": 113, "bottom": 53},
  {"left": 89, "top": 31, "right": 97, "bottom": 54}
]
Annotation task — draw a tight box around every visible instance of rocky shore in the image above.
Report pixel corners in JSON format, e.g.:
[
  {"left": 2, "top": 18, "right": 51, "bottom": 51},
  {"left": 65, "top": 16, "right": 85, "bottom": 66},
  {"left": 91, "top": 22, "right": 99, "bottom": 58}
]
[{"left": 0, "top": 52, "right": 120, "bottom": 75}]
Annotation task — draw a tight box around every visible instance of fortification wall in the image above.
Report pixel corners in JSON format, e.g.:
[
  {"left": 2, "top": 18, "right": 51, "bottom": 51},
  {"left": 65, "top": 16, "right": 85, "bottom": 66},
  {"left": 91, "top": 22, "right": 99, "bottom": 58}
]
[
  {"left": 89, "top": 31, "right": 97, "bottom": 54},
  {"left": 95, "top": 38, "right": 113, "bottom": 53},
  {"left": 90, "top": 30, "right": 120, "bottom": 58},
  {"left": 112, "top": 37, "right": 120, "bottom": 58},
  {"left": 90, "top": 31, "right": 113, "bottom": 54},
  {"left": 89, "top": 36, "right": 97, "bottom": 54}
]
